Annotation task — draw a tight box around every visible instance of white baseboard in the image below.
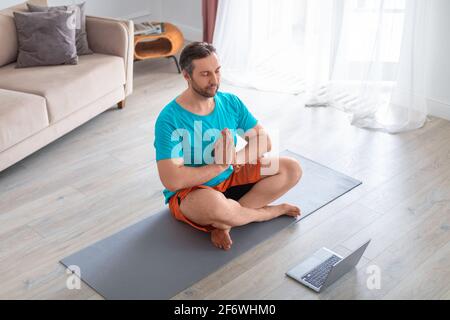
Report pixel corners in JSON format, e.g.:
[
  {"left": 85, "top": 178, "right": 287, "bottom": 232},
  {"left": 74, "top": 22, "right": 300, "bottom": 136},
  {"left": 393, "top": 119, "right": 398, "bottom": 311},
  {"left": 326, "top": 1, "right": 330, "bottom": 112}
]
[{"left": 428, "top": 98, "right": 450, "bottom": 121}]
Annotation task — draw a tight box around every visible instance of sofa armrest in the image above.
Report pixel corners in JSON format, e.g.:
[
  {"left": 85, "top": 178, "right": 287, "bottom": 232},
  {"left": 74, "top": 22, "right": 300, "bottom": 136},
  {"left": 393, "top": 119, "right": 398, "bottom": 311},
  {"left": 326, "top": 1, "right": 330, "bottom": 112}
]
[{"left": 86, "top": 16, "right": 134, "bottom": 97}]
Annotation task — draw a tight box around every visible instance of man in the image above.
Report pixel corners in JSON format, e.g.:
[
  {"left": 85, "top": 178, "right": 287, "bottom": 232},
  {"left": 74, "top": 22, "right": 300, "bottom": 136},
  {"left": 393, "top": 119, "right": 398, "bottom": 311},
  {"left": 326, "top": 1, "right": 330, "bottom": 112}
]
[{"left": 154, "top": 42, "right": 302, "bottom": 251}]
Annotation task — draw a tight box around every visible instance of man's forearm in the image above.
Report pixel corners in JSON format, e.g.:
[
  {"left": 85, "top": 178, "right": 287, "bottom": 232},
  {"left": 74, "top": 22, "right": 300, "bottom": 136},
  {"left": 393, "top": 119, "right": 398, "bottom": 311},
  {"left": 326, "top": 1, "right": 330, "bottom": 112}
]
[{"left": 174, "top": 163, "right": 229, "bottom": 191}]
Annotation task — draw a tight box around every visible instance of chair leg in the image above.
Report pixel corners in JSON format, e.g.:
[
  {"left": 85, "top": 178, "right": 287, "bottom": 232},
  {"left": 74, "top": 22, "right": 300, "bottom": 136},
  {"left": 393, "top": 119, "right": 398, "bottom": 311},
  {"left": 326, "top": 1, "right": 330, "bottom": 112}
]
[
  {"left": 118, "top": 100, "right": 125, "bottom": 109},
  {"left": 167, "top": 55, "right": 181, "bottom": 73}
]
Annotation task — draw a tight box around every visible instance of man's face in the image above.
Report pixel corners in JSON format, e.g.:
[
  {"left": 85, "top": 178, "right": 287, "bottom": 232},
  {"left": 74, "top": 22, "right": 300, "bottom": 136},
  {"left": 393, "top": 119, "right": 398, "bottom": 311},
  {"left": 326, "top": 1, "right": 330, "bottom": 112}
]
[{"left": 187, "top": 53, "right": 221, "bottom": 98}]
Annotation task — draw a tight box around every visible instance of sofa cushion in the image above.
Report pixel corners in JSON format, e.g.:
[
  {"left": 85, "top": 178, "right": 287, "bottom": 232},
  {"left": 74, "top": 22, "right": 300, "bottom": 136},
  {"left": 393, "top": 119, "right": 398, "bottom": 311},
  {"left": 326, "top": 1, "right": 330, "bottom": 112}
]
[
  {"left": 0, "top": 88, "right": 49, "bottom": 152},
  {"left": 27, "top": 1, "right": 93, "bottom": 56},
  {"left": 14, "top": 10, "right": 78, "bottom": 68},
  {"left": 0, "top": 53, "right": 125, "bottom": 123}
]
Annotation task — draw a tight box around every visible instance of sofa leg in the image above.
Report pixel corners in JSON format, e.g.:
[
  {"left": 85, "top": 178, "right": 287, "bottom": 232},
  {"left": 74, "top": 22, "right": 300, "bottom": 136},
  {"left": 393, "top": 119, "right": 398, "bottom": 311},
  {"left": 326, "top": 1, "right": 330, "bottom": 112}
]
[{"left": 118, "top": 100, "right": 125, "bottom": 109}]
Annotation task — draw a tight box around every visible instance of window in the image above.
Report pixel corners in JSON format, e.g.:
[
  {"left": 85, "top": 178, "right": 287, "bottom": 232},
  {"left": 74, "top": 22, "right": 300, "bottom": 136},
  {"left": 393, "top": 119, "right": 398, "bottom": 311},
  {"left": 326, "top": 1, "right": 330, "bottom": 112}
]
[{"left": 346, "top": 0, "right": 406, "bottom": 63}]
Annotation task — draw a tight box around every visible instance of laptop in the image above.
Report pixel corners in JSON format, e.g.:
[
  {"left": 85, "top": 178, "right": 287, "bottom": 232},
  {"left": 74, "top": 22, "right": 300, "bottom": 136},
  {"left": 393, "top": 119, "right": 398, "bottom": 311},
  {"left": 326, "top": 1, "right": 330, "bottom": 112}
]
[{"left": 286, "top": 240, "right": 371, "bottom": 293}]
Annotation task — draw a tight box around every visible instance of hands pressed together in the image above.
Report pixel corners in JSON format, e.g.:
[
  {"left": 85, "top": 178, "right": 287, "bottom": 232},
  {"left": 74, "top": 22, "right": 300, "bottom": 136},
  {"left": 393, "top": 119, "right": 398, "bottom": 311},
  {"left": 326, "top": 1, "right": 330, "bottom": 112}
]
[{"left": 213, "top": 128, "right": 244, "bottom": 172}]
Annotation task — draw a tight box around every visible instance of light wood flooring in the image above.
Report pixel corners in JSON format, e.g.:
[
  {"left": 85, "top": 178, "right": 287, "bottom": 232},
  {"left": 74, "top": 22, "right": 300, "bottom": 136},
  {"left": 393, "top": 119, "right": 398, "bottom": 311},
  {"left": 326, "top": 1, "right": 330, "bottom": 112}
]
[{"left": 1, "top": 56, "right": 449, "bottom": 300}]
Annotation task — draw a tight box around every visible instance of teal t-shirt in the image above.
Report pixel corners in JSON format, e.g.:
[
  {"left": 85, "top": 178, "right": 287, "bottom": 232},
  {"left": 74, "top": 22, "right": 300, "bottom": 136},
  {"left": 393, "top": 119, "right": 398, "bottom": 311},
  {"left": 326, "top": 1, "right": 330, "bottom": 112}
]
[{"left": 154, "top": 91, "right": 258, "bottom": 204}]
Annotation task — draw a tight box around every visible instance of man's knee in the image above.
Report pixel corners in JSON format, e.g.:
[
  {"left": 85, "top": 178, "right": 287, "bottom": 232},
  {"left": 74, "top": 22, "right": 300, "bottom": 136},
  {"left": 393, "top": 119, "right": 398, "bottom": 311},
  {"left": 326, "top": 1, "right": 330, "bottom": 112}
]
[
  {"left": 180, "top": 189, "right": 226, "bottom": 224},
  {"left": 282, "top": 157, "right": 302, "bottom": 185}
]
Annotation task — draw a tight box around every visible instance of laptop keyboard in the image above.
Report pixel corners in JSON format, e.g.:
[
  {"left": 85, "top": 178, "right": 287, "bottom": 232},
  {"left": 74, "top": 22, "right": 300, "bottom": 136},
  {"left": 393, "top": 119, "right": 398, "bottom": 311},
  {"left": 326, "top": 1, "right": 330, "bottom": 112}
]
[{"left": 302, "top": 255, "right": 342, "bottom": 288}]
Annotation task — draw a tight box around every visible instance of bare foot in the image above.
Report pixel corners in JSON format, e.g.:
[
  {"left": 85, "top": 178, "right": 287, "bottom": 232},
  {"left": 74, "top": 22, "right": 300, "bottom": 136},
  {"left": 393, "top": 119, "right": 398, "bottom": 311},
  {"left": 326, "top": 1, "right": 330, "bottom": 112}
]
[
  {"left": 260, "top": 203, "right": 301, "bottom": 219},
  {"left": 211, "top": 228, "right": 233, "bottom": 250}
]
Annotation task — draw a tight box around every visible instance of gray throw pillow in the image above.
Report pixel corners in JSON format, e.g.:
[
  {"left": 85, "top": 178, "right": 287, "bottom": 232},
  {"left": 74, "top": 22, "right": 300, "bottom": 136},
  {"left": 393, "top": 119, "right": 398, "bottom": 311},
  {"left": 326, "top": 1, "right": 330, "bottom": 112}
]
[
  {"left": 13, "top": 11, "right": 78, "bottom": 68},
  {"left": 27, "top": 1, "right": 93, "bottom": 55}
]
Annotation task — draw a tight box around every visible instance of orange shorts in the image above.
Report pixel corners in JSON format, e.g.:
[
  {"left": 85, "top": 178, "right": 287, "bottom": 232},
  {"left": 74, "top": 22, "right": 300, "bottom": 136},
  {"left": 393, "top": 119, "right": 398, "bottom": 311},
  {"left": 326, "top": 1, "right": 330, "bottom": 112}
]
[{"left": 168, "top": 160, "right": 262, "bottom": 232}]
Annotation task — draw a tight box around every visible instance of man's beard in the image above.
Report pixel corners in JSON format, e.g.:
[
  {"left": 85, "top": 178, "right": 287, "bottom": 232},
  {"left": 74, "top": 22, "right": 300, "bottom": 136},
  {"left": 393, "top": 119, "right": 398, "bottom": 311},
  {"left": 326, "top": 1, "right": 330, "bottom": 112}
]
[{"left": 191, "top": 79, "right": 219, "bottom": 98}]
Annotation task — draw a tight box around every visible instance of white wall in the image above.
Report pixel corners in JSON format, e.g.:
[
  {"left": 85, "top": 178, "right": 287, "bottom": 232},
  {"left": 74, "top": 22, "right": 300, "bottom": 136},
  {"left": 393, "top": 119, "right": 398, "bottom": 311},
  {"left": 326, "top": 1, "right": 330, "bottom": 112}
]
[
  {"left": 0, "top": 0, "right": 25, "bottom": 8},
  {"left": 50, "top": 0, "right": 153, "bottom": 19},
  {"left": 0, "top": 0, "right": 201, "bottom": 40},
  {"left": 160, "top": 0, "right": 202, "bottom": 41},
  {"left": 135, "top": 0, "right": 202, "bottom": 41},
  {"left": 78, "top": 0, "right": 203, "bottom": 41},
  {"left": 0, "top": 0, "right": 155, "bottom": 20}
]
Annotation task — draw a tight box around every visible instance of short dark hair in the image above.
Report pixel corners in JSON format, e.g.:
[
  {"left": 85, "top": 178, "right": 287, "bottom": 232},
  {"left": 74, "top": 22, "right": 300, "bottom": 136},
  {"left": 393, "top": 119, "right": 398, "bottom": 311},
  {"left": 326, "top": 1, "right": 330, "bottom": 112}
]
[{"left": 179, "top": 42, "right": 216, "bottom": 76}]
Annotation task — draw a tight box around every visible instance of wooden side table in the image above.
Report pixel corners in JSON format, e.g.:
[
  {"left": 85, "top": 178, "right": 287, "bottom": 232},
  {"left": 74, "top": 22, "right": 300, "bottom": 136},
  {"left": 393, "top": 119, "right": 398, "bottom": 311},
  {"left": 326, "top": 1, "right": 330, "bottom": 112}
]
[{"left": 134, "top": 22, "right": 184, "bottom": 73}]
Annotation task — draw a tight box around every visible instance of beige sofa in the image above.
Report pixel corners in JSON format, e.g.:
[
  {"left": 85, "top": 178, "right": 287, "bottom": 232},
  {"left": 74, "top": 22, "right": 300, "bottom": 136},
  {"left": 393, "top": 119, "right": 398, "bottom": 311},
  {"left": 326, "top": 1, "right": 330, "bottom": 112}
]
[{"left": 0, "top": 1, "right": 134, "bottom": 172}]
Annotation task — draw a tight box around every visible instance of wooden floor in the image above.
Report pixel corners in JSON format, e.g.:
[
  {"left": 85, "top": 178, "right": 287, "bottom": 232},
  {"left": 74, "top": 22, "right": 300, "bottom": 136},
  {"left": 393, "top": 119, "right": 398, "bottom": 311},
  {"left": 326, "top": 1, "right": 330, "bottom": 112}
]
[{"left": 1, "top": 56, "right": 449, "bottom": 300}]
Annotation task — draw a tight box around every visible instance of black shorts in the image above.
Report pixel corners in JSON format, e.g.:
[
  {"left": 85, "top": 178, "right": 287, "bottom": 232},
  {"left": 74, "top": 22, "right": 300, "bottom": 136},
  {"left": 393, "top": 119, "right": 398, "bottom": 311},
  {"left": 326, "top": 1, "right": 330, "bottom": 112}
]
[{"left": 221, "top": 183, "right": 256, "bottom": 201}]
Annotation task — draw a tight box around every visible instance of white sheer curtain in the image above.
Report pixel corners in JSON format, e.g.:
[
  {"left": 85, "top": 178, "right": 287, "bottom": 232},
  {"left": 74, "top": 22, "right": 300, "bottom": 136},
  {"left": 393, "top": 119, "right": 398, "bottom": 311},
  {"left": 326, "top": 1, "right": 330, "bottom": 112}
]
[{"left": 213, "top": 0, "right": 431, "bottom": 133}]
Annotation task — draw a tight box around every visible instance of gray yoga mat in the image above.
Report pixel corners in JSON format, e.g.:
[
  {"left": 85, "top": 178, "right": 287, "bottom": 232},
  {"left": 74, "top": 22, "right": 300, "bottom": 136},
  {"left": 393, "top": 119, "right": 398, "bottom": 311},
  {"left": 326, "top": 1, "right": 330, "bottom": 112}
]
[{"left": 61, "top": 150, "right": 361, "bottom": 299}]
